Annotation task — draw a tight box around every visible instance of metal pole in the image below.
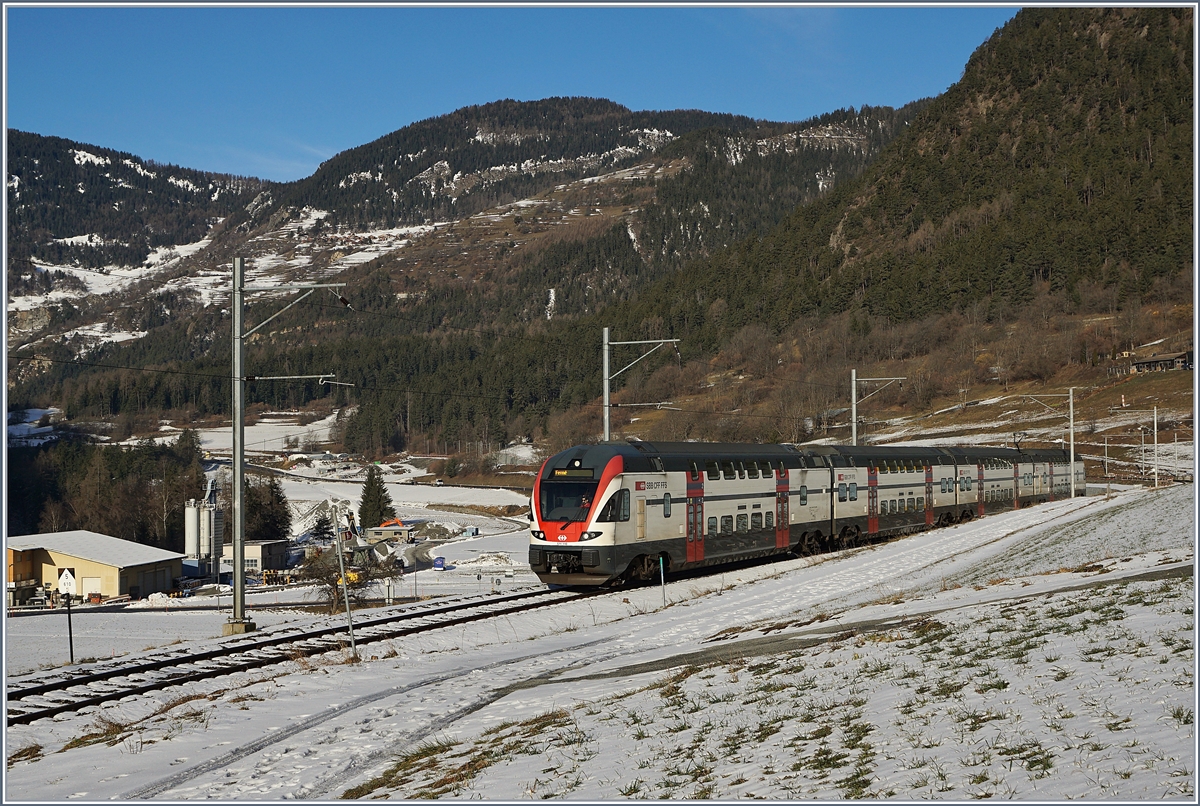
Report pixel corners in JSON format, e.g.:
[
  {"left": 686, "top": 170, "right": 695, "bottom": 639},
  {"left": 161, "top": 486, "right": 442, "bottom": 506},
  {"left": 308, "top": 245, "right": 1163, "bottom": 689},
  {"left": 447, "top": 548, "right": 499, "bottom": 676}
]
[
  {"left": 66, "top": 593, "right": 74, "bottom": 664},
  {"left": 231, "top": 257, "right": 249, "bottom": 630},
  {"left": 1104, "top": 436, "right": 1108, "bottom": 476},
  {"left": 1141, "top": 428, "right": 1146, "bottom": 478},
  {"left": 334, "top": 529, "right": 358, "bottom": 659},
  {"left": 659, "top": 555, "right": 665, "bottom": 608},
  {"left": 603, "top": 327, "right": 611, "bottom": 442},
  {"left": 851, "top": 368, "right": 858, "bottom": 446},
  {"left": 1154, "top": 406, "right": 1159, "bottom": 487},
  {"left": 1069, "top": 387, "right": 1075, "bottom": 498}
]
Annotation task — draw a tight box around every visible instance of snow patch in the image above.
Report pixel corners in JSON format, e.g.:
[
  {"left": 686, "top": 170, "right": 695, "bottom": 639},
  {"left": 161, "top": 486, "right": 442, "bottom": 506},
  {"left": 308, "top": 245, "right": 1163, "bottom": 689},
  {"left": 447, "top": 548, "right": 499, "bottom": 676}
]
[{"left": 70, "top": 149, "right": 110, "bottom": 167}]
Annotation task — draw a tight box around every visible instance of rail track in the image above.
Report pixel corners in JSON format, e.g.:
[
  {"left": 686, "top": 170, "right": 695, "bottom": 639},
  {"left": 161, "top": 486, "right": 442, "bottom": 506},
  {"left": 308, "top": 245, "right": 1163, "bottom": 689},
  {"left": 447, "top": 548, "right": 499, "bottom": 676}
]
[{"left": 6, "top": 586, "right": 602, "bottom": 727}]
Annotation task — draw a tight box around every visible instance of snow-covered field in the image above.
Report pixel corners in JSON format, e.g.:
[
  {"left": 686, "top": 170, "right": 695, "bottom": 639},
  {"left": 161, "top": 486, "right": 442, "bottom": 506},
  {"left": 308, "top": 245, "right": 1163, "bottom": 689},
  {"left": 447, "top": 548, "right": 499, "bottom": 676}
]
[{"left": 4, "top": 482, "right": 1193, "bottom": 800}]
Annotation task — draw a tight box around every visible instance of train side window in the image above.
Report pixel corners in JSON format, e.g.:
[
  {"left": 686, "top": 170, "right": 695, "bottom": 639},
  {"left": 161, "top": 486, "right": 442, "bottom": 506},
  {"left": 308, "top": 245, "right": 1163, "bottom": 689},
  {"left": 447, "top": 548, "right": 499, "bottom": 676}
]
[
  {"left": 799, "top": 486, "right": 808, "bottom": 506},
  {"left": 765, "top": 511, "right": 774, "bottom": 528},
  {"left": 707, "top": 516, "right": 717, "bottom": 534},
  {"left": 838, "top": 483, "right": 848, "bottom": 502},
  {"left": 737, "top": 462, "right": 746, "bottom": 479},
  {"left": 746, "top": 462, "right": 759, "bottom": 479},
  {"left": 705, "top": 461, "right": 720, "bottom": 481},
  {"left": 917, "top": 496, "right": 924, "bottom": 510},
  {"left": 908, "top": 497, "right": 915, "bottom": 512},
  {"left": 722, "top": 461, "right": 736, "bottom": 480},
  {"left": 663, "top": 492, "right": 672, "bottom": 518},
  {"left": 736, "top": 514, "right": 749, "bottom": 532},
  {"left": 751, "top": 512, "right": 763, "bottom": 529},
  {"left": 848, "top": 483, "right": 858, "bottom": 501},
  {"left": 720, "top": 515, "right": 733, "bottom": 534},
  {"left": 689, "top": 462, "right": 701, "bottom": 481},
  {"left": 597, "top": 489, "right": 630, "bottom": 522}
]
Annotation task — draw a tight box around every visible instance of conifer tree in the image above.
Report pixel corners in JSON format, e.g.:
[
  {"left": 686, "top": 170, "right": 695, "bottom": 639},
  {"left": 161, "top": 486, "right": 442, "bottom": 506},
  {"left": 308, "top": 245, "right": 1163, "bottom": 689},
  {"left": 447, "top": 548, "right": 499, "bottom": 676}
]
[
  {"left": 358, "top": 465, "right": 396, "bottom": 531},
  {"left": 245, "top": 476, "right": 292, "bottom": 543},
  {"left": 310, "top": 511, "right": 335, "bottom": 542}
]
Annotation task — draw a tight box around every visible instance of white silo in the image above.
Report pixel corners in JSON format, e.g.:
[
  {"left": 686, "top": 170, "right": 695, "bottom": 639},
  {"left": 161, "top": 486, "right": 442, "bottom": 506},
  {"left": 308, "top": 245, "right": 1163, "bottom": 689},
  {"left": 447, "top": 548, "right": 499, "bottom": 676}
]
[{"left": 184, "top": 500, "right": 201, "bottom": 558}]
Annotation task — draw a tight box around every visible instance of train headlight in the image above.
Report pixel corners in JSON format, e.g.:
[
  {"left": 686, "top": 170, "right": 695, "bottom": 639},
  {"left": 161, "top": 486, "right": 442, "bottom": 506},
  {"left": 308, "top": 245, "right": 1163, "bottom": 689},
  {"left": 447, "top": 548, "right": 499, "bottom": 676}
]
[
  {"left": 579, "top": 531, "right": 603, "bottom": 541},
  {"left": 531, "top": 530, "right": 545, "bottom": 540}
]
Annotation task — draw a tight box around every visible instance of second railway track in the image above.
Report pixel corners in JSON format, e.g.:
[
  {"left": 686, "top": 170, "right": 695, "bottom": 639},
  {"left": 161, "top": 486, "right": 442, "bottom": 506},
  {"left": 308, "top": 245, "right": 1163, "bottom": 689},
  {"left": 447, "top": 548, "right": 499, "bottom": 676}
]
[{"left": 6, "top": 586, "right": 603, "bottom": 727}]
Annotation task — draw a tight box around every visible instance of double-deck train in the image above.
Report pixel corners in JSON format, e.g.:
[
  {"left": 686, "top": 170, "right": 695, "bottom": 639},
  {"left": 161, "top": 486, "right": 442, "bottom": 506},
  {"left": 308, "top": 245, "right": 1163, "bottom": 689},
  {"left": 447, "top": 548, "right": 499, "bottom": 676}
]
[{"left": 528, "top": 441, "right": 1085, "bottom": 586}]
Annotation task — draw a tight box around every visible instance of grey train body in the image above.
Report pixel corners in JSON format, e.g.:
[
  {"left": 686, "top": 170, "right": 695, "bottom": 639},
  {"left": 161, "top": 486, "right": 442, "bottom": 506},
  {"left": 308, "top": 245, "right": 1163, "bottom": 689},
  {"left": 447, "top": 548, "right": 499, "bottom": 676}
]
[{"left": 529, "top": 441, "right": 1084, "bottom": 587}]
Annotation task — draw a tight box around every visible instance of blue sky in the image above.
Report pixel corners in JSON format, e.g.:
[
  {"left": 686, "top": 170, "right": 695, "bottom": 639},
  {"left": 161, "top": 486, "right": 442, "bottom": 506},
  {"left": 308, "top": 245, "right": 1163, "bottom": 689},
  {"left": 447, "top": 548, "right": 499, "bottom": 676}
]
[{"left": 5, "top": 5, "right": 1019, "bottom": 182}]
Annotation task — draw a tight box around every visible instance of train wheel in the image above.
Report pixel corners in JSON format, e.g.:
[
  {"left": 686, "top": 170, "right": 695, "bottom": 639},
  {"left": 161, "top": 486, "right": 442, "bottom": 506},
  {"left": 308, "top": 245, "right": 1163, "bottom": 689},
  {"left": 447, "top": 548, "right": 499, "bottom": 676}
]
[
  {"left": 838, "top": 525, "right": 860, "bottom": 550},
  {"left": 960, "top": 510, "right": 973, "bottom": 522},
  {"left": 794, "top": 531, "right": 815, "bottom": 556},
  {"left": 809, "top": 530, "right": 825, "bottom": 553},
  {"left": 626, "top": 555, "right": 659, "bottom": 582}
]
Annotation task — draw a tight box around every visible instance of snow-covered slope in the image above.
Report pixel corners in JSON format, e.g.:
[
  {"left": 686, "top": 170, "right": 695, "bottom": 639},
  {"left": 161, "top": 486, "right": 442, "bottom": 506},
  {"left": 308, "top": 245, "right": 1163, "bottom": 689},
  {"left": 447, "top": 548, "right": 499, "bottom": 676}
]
[{"left": 4, "top": 482, "right": 1193, "bottom": 799}]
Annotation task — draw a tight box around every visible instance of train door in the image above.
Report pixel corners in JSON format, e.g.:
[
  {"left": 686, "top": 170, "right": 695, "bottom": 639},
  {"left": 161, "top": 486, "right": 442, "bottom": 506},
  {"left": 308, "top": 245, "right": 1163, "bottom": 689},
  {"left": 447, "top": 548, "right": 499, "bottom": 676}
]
[
  {"left": 867, "top": 464, "right": 879, "bottom": 536},
  {"left": 636, "top": 497, "right": 646, "bottom": 540},
  {"left": 976, "top": 463, "right": 986, "bottom": 518},
  {"left": 687, "top": 466, "right": 705, "bottom": 563},
  {"left": 775, "top": 465, "right": 790, "bottom": 549},
  {"left": 924, "top": 464, "right": 934, "bottom": 527}
]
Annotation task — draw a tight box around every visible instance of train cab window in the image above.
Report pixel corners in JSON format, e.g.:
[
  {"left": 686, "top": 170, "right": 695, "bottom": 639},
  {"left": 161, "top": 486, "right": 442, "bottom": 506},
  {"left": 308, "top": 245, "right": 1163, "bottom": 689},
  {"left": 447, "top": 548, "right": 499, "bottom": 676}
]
[
  {"left": 765, "top": 511, "right": 774, "bottom": 528},
  {"left": 706, "top": 461, "right": 720, "bottom": 481},
  {"left": 751, "top": 513, "right": 763, "bottom": 530},
  {"left": 597, "top": 489, "right": 631, "bottom": 522},
  {"left": 722, "top": 461, "right": 737, "bottom": 480},
  {"left": 848, "top": 483, "right": 858, "bottom": 501},
  {"left": 746, "top": 462, "right": 759, "bottom": 479},
  {"left": 838, "top": 483, "right": 848, "bottom": 502},
  {"left": 707, "top": 516, "right": 717, "bottom": 534},
  {"left": 736, "top": 514, "right": 749, "bottom": 532},
  {"left": 799, "top": 486, "right": 808, "bottom": 506},
  {"left": 662, "top": 492, "right": 672, "bottom": 518},
  {"left": 720, "top": 515, "right": 734, "bottom": 534}
]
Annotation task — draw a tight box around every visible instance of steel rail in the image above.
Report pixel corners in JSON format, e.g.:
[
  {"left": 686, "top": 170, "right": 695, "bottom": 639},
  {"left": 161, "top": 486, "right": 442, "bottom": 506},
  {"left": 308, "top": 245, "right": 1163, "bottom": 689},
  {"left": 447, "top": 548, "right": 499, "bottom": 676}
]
[{"left": 7, "top": 587, "right": 600, "bottom": 727}]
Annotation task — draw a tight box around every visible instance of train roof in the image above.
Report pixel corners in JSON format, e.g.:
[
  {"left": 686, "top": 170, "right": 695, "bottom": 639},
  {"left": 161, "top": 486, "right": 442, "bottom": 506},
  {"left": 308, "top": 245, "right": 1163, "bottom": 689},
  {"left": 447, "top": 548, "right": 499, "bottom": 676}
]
[{"left": 540, "top": 440, "right": 1071, "bottom": 478}]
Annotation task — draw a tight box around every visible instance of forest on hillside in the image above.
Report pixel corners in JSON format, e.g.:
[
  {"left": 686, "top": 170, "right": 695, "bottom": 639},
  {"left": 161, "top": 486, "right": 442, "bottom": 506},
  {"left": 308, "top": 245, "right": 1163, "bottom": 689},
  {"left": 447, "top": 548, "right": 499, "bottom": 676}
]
[{"left": 6, "top": 130, "right": 269, "bottom": 271}]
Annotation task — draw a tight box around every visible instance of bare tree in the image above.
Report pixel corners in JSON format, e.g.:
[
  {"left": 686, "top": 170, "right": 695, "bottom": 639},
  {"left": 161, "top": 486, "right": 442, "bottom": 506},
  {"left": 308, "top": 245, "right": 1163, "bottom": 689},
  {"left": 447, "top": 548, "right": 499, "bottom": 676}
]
[{"left": 299, "top": 549, "right": 392, "bottom": 615}]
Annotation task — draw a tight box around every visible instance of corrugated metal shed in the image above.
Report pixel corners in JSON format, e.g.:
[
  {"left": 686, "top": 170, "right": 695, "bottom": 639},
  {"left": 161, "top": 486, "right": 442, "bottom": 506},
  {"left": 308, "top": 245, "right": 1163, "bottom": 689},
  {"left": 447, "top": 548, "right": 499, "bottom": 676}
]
[{"left": 6, "top": 530, "right": 184, "bottom": 568}]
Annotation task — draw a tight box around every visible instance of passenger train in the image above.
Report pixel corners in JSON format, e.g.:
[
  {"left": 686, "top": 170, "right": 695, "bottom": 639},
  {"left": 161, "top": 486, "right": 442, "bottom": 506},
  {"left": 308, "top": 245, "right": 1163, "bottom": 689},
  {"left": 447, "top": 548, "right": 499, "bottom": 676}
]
[{"left": 529, "top": 441, "right": 1085, "bottom": 586}]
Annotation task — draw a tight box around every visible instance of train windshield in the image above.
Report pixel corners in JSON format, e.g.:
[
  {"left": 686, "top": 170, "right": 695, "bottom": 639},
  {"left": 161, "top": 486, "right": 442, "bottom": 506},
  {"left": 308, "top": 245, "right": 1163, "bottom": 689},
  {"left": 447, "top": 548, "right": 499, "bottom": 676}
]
[{"left": 539, "top": 481, "right": 599, "bottom": 522}]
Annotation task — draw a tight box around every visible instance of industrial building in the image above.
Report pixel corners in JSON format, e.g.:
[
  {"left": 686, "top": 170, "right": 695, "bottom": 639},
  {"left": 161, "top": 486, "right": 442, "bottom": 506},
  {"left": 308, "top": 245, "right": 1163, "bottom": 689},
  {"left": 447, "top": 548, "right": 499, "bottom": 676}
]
[
  {"left": 221, "top": 539, "right": 290, "bottom": 572},
  {"left": 6, "top": 531, "right": 184, "bottom": 606}
]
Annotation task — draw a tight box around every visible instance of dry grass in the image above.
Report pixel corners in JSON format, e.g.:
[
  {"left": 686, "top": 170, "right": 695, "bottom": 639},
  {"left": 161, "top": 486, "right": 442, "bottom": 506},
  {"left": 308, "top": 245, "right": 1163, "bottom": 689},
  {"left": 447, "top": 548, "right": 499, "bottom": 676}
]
[{"left": 6, "top": 743, "right": 43, "bottom": 768}]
